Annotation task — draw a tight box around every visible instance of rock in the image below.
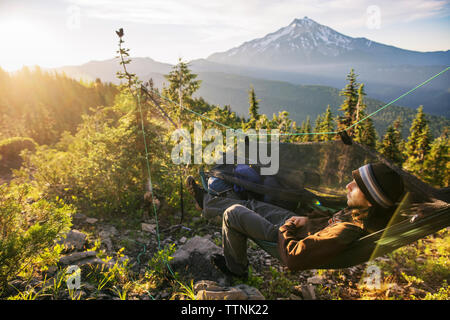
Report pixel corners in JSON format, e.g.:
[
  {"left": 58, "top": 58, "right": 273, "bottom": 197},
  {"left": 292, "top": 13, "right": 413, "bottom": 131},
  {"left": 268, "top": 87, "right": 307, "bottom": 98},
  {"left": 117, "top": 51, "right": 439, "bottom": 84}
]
[
  {"left": 82, "top": 283, "right": 96, "bottom": 293},
  {"left": 59, "top": 251, "right": 97, "bottom": 265},
  {"left": 85, "top": 218, "right": 98, "bottom": 224},
  {"left": 235, "top": 284, "right": 265, "bottom": 300},
  {"left": 194, "top": 280, "right": 224, "bottom": 292},
  {"left": 196, "top": 287, "right": 247, "bottom": 300},
  {"left": 95, "top": 293, "right": 113, "bottom": 300},
  {"left": 57, "top": 229, "right": 87, "bottom": 252},
  {"left": 100, "top": 225, "right": 118, "bottom": 237},
  {"left": 194, "top": 281, "right": 265, "bottom": 300},
  {"left": 289, "top": 294, "right": 302, "bottom": 300},
  {"left": 73, "top": 213, "right": 87, "bottom": 220},
  {"left": 307, "top": 275, "right": 324, "bottom": 285},
  {"left": 101, "top": 237, "right": 114, "bottom": 252},
  {"left": 59, "top": 250, "right": 126, "bottom": 274},
  {"left": 141, "top": 223, "right": 156, "bottom": 233},
  {"left": 179, "top": 236, "right": 187, "bottom": 244},
  {"left": 301, "top": 284, "right": 316, "bottom": 300},
  {"left": 171, "top": 236, "right": 227, "bottom": 284},
  {"left": 98, "top": 225, "right": 119, "bottom": 252}
]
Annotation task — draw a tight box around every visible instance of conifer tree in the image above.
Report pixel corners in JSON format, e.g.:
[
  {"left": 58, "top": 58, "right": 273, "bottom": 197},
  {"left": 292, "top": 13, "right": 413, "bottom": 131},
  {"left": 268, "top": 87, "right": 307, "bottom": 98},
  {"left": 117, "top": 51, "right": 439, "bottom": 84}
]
[
  {"left": 163, "top": 58, "right": 201, "bottom": 106},
  {"left": 320, "top": 105, "right": 335, "bottom": 141},
  {"left": 299, "top": 116, "right": 312, "bottom": 142},
  {"left": 379, "top": 117, "right": 404, "bottom": 166},
  {"left": 423, "top": 129, "right": 449, "bottom": 187},
  {"left": 353, "top": 83, "right": 366, "bottom": 142},
  {"left": 248, "top": 86, "right": 260, "bottom": 121},
  {"left": 246, "top": 85, "right": 260, "bottom": 130},
  {"left": 353, "top": 84, "right": 377, "bottom": 148},
  {"left": 404, "top": 106, "right": 433, "bottom": 174},
  {"left": 269, "top": 111, "right": 293, "bottom": 142},
  {"left": 313, "top": 113, "right": 324, "bottom": 141},
  {"left": 162, "top": 59, "right": 202, "bottom": 125},
  {"left": 337, "top": 69, "right": 359, "bottom": 136},
  {"left": 313, "top": 105, "right": 335, "bottom": 141}
]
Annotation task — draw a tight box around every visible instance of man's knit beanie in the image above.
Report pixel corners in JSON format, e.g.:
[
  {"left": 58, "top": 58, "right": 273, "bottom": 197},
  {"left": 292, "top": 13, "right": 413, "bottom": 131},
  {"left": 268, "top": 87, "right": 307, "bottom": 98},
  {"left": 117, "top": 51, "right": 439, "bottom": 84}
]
[{"left": 352, "top": 163, "right": 404, "bottom": 208}]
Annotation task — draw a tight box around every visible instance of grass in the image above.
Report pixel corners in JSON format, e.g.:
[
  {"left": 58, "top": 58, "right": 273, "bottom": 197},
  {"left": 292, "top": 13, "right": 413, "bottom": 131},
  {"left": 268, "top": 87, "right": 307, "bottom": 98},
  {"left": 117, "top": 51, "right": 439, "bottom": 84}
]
[{"left": 3, "top": 205, "right": 448, "bottom": 301}]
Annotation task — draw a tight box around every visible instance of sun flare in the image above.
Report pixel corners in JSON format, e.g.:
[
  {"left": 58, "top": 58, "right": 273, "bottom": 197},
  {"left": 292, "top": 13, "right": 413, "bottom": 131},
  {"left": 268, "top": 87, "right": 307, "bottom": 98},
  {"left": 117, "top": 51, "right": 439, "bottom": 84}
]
[{"left": 0, "top": 18, "right": 54, "bottom": 71}]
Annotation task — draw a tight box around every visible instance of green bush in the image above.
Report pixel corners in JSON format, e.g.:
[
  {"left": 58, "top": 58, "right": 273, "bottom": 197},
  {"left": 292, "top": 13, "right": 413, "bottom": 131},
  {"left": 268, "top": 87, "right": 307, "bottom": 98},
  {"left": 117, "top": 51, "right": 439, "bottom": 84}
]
[
  {"left": 0, "top": 137, "right": 37, "bottom": 170},
  {"left": 15, "top": 95, "right": 159, "bottom": 215},
  {"left": 0, "top": 182, "right": 73, "bottom": 293}
]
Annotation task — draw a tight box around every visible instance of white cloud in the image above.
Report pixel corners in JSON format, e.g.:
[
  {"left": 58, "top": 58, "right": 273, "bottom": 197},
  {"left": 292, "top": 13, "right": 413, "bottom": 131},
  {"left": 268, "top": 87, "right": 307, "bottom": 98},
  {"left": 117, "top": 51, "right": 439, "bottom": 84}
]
[
  {"left": 60, "top": 0, "right": 450, "bottom": 62},
  {"left": 65, "top": 0, "right": 449, "bottom": 33}
]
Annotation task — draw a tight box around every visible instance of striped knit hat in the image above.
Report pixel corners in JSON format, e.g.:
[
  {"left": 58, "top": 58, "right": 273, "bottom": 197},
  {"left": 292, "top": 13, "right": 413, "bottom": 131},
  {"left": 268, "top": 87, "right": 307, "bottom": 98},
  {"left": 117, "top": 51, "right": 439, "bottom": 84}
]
[{"left": 352, "top": 163, "right": 404, "bottom": 208}]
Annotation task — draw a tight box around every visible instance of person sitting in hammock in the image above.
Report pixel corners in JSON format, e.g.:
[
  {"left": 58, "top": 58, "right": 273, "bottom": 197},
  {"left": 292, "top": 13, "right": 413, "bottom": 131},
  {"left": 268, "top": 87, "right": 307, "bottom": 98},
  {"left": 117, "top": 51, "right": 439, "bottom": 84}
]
[{"left": 186, "top": 163, "right": 404, "bottom": 279}]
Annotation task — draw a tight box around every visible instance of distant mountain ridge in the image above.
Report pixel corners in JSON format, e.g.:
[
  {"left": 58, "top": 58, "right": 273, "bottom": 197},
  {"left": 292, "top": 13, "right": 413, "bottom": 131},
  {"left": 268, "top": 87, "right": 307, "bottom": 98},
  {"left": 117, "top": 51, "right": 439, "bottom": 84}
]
[
  {"left": 207, "top": 17, "right": 450, "bottom": 68},
  {"left": 49, "top": 17, "right": 449, "bottom": 132},
  {"left": 52, "top": 59, "right": 449, "bottom": 139}
]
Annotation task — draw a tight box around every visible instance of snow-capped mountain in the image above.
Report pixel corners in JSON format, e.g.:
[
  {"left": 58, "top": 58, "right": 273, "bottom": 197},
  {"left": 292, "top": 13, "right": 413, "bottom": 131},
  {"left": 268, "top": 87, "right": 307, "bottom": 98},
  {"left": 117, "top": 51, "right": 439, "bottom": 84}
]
[{"left": 207, "top": 17, "right": 449, "bottom": 68}]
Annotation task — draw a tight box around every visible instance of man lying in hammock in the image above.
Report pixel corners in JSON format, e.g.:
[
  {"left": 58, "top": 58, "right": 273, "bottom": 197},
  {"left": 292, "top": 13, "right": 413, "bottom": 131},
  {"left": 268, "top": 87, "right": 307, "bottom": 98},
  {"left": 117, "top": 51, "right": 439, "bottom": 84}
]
[{"left": 186, "top": 163, "right": 404, "bottom": 279}]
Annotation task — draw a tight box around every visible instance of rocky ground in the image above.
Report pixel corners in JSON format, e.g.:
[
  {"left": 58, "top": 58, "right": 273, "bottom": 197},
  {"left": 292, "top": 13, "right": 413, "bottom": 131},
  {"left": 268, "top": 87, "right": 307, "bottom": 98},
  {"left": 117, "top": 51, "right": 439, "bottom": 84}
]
[{"left": 4, "top": 201, "right": 448, "bottom": 300}]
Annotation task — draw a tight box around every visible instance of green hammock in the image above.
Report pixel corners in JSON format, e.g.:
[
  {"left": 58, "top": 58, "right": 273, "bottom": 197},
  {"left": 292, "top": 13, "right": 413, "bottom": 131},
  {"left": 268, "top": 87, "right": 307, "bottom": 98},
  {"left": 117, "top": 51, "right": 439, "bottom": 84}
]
[{"left": 201, "top": 140, "right": 450, "bottom": 269}]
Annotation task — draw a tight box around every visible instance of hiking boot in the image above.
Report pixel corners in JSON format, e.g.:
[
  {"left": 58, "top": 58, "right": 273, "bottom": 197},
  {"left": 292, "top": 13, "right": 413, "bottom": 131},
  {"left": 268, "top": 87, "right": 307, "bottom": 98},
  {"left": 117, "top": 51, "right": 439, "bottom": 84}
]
[
  {"left": 210, "top": 253, "right": 248, "bottom": 280},
  {"left": 185, "top": 176, "right": 206, "bottom": 210}
]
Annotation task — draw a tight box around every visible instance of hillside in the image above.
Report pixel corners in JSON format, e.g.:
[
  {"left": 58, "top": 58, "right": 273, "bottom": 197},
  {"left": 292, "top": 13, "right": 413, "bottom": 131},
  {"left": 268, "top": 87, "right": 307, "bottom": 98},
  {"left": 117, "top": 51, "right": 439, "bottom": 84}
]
[
  {"left": 0, "top": 66, "right": 118, "bottom": 145},
  {"left": 192, "top": 71, "right": 449, "bottom": 139},
  {"left": 53, "top": 61, "right": 448, "bottom": 139}
]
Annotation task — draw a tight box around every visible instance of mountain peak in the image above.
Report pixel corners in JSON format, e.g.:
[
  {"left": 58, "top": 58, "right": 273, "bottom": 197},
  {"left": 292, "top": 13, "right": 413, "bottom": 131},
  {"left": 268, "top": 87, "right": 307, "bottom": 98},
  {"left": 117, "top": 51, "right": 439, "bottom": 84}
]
[
  {"left": 207, "top": 18, "right": 450, "bottom": 68},
  {"left": 289, "top": 16, "right": 317, "bottom": 27}
]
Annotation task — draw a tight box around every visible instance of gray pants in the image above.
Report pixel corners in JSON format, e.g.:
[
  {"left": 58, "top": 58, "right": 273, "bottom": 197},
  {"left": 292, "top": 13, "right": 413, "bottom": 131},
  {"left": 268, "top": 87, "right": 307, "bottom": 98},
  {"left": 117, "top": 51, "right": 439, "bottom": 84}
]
[{"left": 203, "top": 192, "right": 296, "bottom": 275}]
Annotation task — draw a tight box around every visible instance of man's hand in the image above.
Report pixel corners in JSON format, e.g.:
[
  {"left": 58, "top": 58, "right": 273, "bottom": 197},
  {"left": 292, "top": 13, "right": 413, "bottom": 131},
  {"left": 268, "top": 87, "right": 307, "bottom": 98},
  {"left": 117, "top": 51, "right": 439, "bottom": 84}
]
[{"left": 285, "top": 216, "right": 308, "bottom": 228}]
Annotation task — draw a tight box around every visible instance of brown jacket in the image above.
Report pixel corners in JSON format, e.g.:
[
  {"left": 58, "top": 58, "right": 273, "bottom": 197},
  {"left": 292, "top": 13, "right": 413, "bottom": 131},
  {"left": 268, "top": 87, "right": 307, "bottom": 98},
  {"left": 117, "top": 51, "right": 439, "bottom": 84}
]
[{"left": 277, "top": 208, "right": 368, "bottom": 270}]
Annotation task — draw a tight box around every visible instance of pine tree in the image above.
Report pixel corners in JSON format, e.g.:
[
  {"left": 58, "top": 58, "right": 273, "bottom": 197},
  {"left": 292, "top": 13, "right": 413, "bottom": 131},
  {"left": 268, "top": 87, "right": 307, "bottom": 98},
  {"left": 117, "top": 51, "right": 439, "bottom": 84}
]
[
  {"left": 404, "top": 106, "right": 433, "bottom": 174},
  {"left": 353, "top": 83, "right": 378, "bottom": 148},
  {"left": 163, "top": 58, "right": 202, "bottom": 125},
  {"left": 163, "top": 58, "right": 201, "bottom": 105},
  {"left": 313, "top": 113, "right": 324, "bottom": 141},
  {"left": 337, "top": 69, "right": 359, "bottom": 136},
  {"left": 353, "top": 83, "right": 366, "bottom": 142},
  {"left": 299, "top": 116, "right": 312, "bottom": 142},
  {"left": 248, "top": 86, "right": 260, "bottom": 121},
  {"left": 270, "top": 111, "right": 294, "bottom": 142},
  {"left": 321, "top": 105, "right": 335, "bottom": 141},
  {"left": 423, "top": 129, "right": 449, "bottom": 187},
  {"left": 246, "top": 85, "right": 260, "bottom": 130},
  {"left": 313, "top": 105, "right": 335, "bottom": 141},
  {"left": 379, "top": 117, "right": 404, "bottom": 166}
]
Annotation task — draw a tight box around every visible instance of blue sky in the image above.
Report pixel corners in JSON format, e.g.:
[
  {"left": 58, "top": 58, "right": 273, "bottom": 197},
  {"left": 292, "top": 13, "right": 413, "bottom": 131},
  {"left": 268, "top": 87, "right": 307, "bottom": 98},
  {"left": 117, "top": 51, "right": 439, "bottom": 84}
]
[{"left": 0, "top": 0, "right": 449, "bottom": 71}]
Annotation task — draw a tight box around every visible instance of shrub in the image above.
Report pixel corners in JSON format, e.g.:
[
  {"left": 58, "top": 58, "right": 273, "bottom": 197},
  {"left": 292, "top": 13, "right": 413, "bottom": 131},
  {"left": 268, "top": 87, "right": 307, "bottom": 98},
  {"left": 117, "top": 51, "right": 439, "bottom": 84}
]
[
  {"left": 16, "top": 99, "right": 148, "bottom": 215},
  {"left": 0, "top": 137, "right": 37, "bottom": 172},
  {"left": 0, "top": 182, "right": 73, "bottom": 293}
]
